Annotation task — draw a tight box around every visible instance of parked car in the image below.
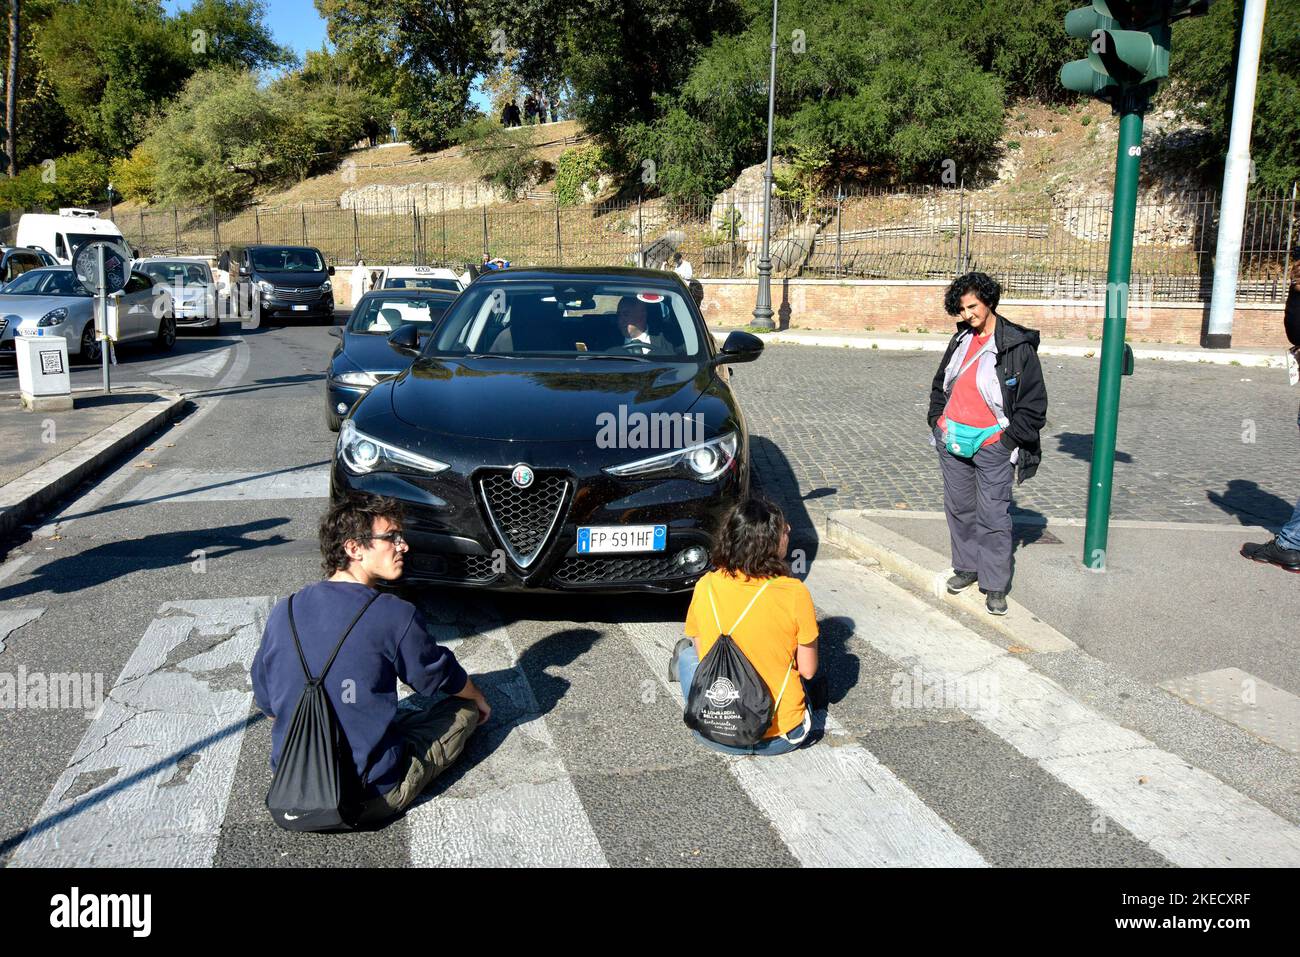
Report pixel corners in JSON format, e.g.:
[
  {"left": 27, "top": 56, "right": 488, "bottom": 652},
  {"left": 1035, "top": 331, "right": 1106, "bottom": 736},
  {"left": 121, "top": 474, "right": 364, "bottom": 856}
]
[
  {"left": 325, "top": 288, "right": 458, "bottom": 431},
  {"left": 136, "top": 256, "right": 220, "bottom": 331},
  {"left": 237, "top": 245, "right": 335, "bottom": 322},
  {"left": 15, "top": 209, "right": 131, "bottom": 265},
  {"left": 0, "top": 266, "right": 175, "bottom": 363},
  {"left": 377, "top": 265, "right": 466, "bottom": 293},
  {"left": 0, "top": 246, "right": 55, "bottom": 292},
  {"left": 331, "top": 266, "right": 763, "bottom": 593}
]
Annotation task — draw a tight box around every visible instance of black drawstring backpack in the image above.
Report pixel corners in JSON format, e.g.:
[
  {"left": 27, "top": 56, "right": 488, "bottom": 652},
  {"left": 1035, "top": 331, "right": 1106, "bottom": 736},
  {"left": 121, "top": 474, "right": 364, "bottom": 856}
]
[
  {"left": 684, "top": 580, "right": 794, "bottom": 748},
  {"left": 266, "top": 592, "right": 378, "bottom": 832}
]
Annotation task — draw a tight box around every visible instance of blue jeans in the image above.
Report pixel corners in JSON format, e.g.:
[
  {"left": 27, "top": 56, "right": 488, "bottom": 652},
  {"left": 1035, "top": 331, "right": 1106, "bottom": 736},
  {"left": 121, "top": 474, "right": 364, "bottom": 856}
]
[
  {"left": 1280, "top": 498, "right": 1300, "bottom": 551},
  {"left": 676, "top": 644, "right": 811, "bottom": 756}
]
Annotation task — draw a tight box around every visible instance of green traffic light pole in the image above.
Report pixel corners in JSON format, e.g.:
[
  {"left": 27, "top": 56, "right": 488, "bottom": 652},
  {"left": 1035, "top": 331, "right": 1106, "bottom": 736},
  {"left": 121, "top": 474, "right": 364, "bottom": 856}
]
[{"left": 1082, "top": 88, "right": 1148, "bottom": 571}]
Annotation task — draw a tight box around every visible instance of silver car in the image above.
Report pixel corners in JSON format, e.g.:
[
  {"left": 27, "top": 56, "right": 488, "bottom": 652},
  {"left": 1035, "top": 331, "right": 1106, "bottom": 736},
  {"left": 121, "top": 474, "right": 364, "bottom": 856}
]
[
  {"left": 136, "top": 257, "right": 219, "bottom": 331},
  {"left": 0, "top": 266, "right": 176, "bottom": 364}
]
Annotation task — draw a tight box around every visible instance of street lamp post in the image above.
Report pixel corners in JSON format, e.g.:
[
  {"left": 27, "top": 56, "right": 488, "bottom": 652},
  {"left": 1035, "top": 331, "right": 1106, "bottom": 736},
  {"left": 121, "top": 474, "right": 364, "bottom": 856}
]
[{"left": 750, "top": 0, "right": 779, "bottom": 331}]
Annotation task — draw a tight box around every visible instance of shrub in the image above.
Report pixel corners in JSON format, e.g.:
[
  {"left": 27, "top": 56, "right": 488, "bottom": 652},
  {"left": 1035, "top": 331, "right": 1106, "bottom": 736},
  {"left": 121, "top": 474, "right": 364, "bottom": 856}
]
[{"left": 555, "top": 143, "right": 610, "bottom": 206}]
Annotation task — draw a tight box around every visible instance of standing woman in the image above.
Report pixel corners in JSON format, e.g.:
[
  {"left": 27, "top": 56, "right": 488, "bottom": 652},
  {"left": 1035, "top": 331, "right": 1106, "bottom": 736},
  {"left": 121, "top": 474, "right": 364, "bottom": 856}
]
[
  {"left": 928, "top": 272, "right": 1047, "bottom": 615},
  {"left": 671, "top": 498, "right": 819, "bottom": 755}
]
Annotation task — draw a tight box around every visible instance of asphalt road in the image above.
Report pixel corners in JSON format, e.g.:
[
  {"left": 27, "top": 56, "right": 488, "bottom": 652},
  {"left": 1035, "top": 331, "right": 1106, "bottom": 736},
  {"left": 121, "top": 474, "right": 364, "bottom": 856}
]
[{"left": 1, "top": 319, "right": 1297, "bottom": 868}]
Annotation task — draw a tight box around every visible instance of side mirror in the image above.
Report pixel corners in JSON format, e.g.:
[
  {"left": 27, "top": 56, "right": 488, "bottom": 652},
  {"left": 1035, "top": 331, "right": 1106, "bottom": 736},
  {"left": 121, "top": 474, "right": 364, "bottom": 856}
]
[
  {"left": 327, "top": 326, "right": 342, "bottom": 338},
  {"left": 327, "top": 265, "right": 335, "bottom": 276},
  {"left": 714, "top": 330, "right": 764, "bottom": 365},
  {"left": 387, "top": 324, "right": 420, "bottom": 355}
]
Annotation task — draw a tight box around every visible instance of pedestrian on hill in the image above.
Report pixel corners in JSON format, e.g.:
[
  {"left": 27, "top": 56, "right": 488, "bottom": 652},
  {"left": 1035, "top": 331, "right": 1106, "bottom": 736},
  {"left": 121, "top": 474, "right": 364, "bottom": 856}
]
[
  {"left": 524, "top": 93, "right": 538, "bottom": 124},
  {"left": 928, "top": 271, "right": 1047, "bottom": 615},
  {"left": 251, "top": 493, "right": 491, "bottom": 826},
  {"left": 1240, "top": 249, "right": 1300, "bottom": 573},
  {"left": 670, "top": 498, "right": 820, "bottom": 755}
]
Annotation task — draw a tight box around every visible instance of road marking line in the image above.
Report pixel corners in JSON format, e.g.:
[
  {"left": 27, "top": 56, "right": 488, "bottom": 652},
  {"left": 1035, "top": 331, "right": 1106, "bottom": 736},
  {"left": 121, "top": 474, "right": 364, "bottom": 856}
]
[
  {"left": 404, "top": 612, "right": 608, "bottom": 868},
  {"left": 8, "top": 597, "right": 269, "bottom": 867},
  {"left": 622, "top": 619, "right": 987, "bottom": 867},
  {"left": 154, "top": 349, "right": 233, "bottom": 380},
  {"left": 0, "top": 606, "right": 43, "bottom": 654},
  {"left": 1161, "top": 668, "right": 1300, "bottom": 755},
  {"left": 808, "top": 558, "right": 1300, "bottom": 866},
  {"left": 120, "top": 467, "right": 329, "bottom": 503}
]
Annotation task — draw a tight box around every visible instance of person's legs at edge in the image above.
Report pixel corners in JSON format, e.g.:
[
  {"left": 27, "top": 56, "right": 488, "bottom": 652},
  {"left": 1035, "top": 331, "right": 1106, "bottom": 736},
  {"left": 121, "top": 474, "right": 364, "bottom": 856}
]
[
  {"left": 358, "top": 695, "right": 479, "bottom": 823},
  {"left": 1278, "top": 497, "right": 1300, "bottom": 551},
  {"left": 937, "top": 431, "right": 980, "bottom": 579},
  {"left": 972, "top": 441, "right": 1015, "bottom": 594}
]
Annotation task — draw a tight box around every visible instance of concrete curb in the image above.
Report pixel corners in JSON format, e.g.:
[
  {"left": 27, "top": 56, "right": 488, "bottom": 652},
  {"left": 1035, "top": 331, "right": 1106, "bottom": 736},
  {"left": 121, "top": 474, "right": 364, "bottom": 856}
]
[
  {"left": 824, "top": 509, "right": 1077, "bottom": 654},
  {"left": 711, "top": 329, "right": 1286, "bottom": 368},
  {"left": 0, "top": 392, "right": 187, "bottom": 539}
]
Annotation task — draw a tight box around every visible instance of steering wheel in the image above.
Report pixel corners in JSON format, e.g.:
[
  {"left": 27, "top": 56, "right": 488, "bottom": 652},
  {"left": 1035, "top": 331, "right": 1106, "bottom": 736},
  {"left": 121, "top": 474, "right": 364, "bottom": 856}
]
[{"left": 613, "top": 340, "right": 651, "bottom": 355}]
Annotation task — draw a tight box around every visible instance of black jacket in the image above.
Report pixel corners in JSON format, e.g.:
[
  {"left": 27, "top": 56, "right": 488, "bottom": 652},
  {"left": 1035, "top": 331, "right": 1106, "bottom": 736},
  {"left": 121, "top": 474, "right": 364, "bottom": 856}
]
[{"left": 927, "top": 314, "right": 1047, "bottom": 484}]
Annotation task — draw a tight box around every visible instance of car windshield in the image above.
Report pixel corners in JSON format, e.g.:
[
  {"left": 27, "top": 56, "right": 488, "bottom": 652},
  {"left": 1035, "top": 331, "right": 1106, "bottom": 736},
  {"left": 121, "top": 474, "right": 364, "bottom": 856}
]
[
  {"left": 0, "top": 269, "right": 88, "bottom": 296},
  {"left": 428, "top": 281, "right": 702, "bottom": 360},
  {"left": 250, "top": 248, "right": 325, "bottom": 273},
  {"left": 350, "top": 296, "right": 450, "bottom": 334},
  {"left": 142, "top": 262, "right": 207, "bottom": 285},
  {"left": 383, "top": 277, "right": 460, "bottom": 292}
]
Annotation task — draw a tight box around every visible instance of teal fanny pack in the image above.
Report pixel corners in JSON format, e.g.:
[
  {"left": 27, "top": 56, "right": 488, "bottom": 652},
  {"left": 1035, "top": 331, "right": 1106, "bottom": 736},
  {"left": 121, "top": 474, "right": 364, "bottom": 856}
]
[{"left": 943, "top": 421, "right": 1001, "bottom": 458}]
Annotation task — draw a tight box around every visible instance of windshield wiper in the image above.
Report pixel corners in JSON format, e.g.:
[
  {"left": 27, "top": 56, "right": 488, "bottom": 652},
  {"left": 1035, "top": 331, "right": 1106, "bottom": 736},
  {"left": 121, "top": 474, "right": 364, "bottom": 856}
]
[{"left": 573, "top": 353, "right": 650, "bottom": 362}]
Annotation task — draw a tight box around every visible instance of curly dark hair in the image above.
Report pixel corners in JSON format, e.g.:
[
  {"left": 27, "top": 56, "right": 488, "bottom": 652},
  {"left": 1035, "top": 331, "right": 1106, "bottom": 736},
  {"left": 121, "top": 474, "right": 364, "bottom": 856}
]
[
  {"left": 710, "top": 497, "right": 790, "bottom": 580},
  {"left": 320, "top": 493, "right": 405, "bottom": 576},
  {"left": 944, "top": 271, "right": 1001, "bottom": 317}
]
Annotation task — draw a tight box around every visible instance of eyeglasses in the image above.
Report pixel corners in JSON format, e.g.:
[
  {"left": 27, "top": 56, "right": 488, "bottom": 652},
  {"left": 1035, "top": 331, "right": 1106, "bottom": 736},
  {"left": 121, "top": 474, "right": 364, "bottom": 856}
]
[{"left": 364, "top": 531, "right": 406, "bottom": 546}]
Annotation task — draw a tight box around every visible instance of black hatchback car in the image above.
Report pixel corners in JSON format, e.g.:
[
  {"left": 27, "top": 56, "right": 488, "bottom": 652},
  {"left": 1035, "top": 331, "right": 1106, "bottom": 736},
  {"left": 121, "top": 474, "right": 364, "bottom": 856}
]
[
  {"left": 325, "top": 288, "right": 458, "bottom": 431},
  {"left": 239, "top": 245, "right": 335, "bottom": 321},
  {"left": 331, "top": 266, "right": 764, "bottom": 593}
]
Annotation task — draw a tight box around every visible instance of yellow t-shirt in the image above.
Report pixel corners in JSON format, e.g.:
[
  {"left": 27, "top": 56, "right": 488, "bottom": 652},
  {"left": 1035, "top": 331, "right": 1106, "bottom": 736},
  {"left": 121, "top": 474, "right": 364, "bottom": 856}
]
[{"left": 684, "top": 569, "right": 819, "bottom": 738}]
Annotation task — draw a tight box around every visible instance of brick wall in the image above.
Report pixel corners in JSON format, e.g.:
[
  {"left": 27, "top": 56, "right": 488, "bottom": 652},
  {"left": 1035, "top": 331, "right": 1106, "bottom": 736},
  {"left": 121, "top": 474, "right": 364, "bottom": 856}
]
[{"left": 696, "top": 278, "right": 1289, "bottom": 349}]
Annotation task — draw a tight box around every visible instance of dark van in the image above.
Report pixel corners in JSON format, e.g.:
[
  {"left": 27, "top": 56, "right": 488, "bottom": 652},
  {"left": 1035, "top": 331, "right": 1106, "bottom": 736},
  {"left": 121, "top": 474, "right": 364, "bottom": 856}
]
[{"left": 239, "top": 245, "right": 335, "bottom": 322}]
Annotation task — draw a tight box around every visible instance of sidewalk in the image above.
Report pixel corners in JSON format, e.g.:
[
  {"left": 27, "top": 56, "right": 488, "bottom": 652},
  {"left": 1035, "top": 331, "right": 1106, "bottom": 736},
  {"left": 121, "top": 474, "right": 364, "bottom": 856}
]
[
  {"left": 712, "top": 326, "right": 1289, "bottom": 368},
  {"left": 0, "top": 389, "right": 185, "bottom": 539},
  {"left": 827, "top": 509, "right": 1300, "bottom": 744}
]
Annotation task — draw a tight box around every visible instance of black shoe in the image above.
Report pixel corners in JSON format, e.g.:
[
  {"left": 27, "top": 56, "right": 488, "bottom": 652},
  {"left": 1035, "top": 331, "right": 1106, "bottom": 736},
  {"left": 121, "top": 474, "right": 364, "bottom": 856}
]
[
  {"left": 946, "top": 570, "right": 978, "bottom": 594},
  {"left": 669, "top": 637, "right": 694, "bottom": 682},
  {"left": 986, "top": 591, "right": 1008, "bottom": 616},
  {"left": 1241, "top": 537, "right": 1300, "bottom": 573}
]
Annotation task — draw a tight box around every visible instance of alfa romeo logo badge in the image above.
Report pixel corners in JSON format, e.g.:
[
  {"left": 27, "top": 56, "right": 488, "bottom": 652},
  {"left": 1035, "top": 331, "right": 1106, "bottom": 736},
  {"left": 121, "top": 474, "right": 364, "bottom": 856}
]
[{"left": 511, "top": 463, "right": 534, "bottom": 488}]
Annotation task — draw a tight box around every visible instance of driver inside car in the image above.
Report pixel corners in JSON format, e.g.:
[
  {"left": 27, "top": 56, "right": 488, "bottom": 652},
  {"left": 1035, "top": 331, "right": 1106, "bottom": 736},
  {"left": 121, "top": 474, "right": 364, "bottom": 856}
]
[{"left": 612, "top": 295, "right": 673, "bottom": 355}]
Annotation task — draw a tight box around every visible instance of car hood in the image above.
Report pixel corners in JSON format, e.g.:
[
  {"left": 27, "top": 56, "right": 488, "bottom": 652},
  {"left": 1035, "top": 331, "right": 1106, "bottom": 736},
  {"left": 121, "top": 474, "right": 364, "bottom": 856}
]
[
  {"left": 339, "top": 332, "right": 418, "bottom": 375},
  {"left": 0, "top": 294, "right": 90, "bottom": 319},
  {"left": 389, "top": 355, "right": 711, "bottom": 441}
]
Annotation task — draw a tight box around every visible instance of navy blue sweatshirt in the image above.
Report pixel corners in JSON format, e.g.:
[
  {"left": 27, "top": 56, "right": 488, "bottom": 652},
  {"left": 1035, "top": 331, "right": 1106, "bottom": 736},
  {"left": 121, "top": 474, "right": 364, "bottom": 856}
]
[{"left": 251, "top": 580, "right": 468, "bottom": 795}]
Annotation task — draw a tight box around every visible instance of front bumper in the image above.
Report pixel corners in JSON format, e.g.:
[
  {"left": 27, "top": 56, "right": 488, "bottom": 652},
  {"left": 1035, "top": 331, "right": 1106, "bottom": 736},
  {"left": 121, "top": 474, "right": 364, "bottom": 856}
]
[
  {"left": 259, "top": 292, "right": 335, "bottom": 319},
  {"left": 325, "top": 380, "right": 372, "bottom": 418},
  {"left": 329, "top": 447, "right": 746, "bottom": 593}
]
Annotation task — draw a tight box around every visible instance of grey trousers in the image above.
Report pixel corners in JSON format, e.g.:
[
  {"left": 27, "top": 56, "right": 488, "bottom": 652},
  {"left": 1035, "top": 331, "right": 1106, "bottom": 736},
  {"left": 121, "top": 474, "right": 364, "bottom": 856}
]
[{"left": 935, "top": 426, "right": 1015, "bottom": 592}]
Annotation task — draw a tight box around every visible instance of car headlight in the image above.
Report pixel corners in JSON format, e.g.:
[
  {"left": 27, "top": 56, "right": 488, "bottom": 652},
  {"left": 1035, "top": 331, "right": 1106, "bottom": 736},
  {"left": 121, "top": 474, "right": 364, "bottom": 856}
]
[
  {"left": 333, "top": 370, "right": 378, "bottom": 387},
  {"left": 337, "top": 419, "right": 449, "bottom": 476},
  {"left": 320, "top": 280, "right": 332, "bottom": 293},
  {"left": 37, "top": 307, "right": 68, "bottom": 327},
  {"left": 257, "top": 280, "right": 274, "bottom": 295},
  {"left": 604, "top": 431, "right": 738, "bottom": 481}
]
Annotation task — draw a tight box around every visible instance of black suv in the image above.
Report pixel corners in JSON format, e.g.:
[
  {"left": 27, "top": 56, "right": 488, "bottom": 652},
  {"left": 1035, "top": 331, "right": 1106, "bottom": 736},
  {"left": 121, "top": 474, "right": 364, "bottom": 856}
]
[{"left": 238, "top": 245, "right": 335, "bottom": 322}]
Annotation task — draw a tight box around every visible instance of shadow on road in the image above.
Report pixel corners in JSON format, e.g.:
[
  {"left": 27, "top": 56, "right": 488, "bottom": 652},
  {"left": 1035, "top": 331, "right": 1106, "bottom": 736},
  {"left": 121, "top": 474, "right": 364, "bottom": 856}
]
[
  {"left": 1207, "top": 479, "right": 1296, "bottom": 528},
  {"left": 1055, "top": 431, "right": 1133, "bottom": 464}
]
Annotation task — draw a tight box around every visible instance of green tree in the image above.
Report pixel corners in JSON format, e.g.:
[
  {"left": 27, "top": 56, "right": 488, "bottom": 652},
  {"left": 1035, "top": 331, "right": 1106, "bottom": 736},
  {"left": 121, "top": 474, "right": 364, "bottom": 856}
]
[
  {"left": 1167, "top": 0, "right": 1300, "bottom": 189},
  {"left": 175, "top": 0, "right": 295, "bottom": 71}
]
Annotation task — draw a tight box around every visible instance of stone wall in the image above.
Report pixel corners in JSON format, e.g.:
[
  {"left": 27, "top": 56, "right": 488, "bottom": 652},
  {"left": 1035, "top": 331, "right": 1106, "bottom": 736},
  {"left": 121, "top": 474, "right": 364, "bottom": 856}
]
[{"left": 693, "top": 278, "right": 1289, "bottom": 349}]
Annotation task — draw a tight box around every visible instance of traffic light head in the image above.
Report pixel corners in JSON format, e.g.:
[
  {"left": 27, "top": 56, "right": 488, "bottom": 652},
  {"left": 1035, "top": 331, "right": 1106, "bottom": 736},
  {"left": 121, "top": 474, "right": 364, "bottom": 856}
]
[{"left": 1060, "top": 1, "right": 1210, "bottom": 103}]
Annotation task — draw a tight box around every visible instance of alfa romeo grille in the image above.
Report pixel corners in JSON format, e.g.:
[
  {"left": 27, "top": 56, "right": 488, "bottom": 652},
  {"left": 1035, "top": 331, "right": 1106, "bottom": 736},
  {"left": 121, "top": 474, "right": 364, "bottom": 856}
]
[
  {"left": 478, "top": 471, "right": 570, "bottom": 568},
  {"left": 552, "top": 555, "right": 685, "bottom": 585}
]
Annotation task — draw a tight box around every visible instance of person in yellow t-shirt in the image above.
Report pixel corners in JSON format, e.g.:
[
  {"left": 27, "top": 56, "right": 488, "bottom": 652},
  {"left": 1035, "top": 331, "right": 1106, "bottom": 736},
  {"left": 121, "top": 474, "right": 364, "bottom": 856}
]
[{"left": 671, "top": 498, "right": 819, "bottom": 755}]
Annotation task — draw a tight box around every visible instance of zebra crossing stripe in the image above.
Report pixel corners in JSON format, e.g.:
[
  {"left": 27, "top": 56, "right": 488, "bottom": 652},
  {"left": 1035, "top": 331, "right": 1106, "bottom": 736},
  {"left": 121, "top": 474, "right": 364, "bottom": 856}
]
[
  {"left": 404, "top": 616, "right": 608, "bottom": 868},
  {"left": 8, "top": 598, "right": 269, "bottom": 868},
  {"left": 621, "top": 619, "right": 988, "bottom": 867},
  {"left": 807, "top": 559, "right": 1300, "bottom": 867}
]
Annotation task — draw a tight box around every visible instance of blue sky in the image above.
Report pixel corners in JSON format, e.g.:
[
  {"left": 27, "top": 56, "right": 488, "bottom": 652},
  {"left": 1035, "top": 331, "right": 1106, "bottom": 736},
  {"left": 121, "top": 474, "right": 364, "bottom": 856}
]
[{"left": 163, "top": 0, "right": 492, "bottom": 109}]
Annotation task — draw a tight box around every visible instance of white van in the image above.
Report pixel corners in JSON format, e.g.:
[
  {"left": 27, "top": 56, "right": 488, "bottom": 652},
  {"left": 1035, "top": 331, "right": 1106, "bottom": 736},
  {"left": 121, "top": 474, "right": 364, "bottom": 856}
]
[{"left": 16, "top": 209, "right": 131, "bottom": 265}]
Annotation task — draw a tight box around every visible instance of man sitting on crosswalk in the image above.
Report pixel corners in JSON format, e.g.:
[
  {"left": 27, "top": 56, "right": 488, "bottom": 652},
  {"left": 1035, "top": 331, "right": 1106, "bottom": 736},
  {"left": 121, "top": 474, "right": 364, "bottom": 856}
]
[{"left": 252, "top": 493, "right": 491, "bottom": 825}]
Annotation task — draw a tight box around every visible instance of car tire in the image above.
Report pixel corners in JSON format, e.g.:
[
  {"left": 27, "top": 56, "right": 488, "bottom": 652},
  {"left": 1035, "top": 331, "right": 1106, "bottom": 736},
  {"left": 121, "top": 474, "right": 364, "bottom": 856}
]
[
  {"left": 77, "top": 322, "right": 102, "bottom": 365},
  {"left": 326, "top": 405, "right": 342, "bottom": 432},
  {"left": 154, "top": 315, "right": 177, "bottom": 351}
]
